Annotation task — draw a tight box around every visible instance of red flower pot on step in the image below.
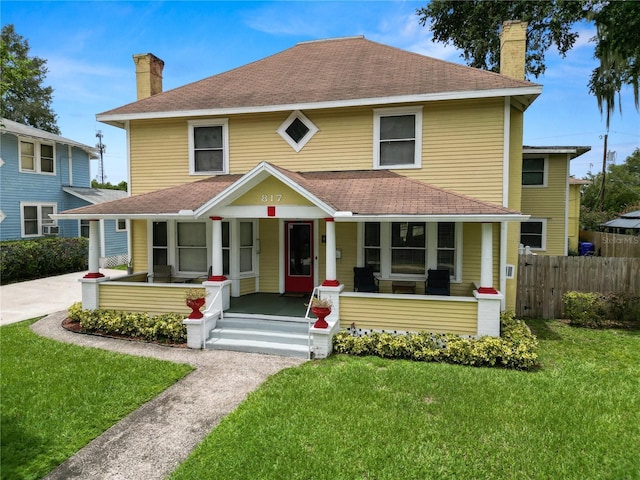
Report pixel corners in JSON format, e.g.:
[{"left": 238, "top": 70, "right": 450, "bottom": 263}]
[
  {"left": 186, "top": 298, "right": 206, "bottom": 319},
  {"left": 311, "top": 306, "right": 331, "bottom": 329}
]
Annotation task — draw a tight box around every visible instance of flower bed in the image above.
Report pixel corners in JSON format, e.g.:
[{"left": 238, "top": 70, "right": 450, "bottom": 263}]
[{"left": 333, "top": 311, "right": 538, "bottom": 370}]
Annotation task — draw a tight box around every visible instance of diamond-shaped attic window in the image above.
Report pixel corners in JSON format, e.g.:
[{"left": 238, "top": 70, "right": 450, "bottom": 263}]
[{"left": 277, "top": 111, "right": 318, "bottom": 152}]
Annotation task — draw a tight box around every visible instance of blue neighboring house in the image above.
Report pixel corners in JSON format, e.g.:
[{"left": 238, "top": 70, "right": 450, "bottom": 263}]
[{"left": 0, "top": 118, "right": 129, "bottom": 267}]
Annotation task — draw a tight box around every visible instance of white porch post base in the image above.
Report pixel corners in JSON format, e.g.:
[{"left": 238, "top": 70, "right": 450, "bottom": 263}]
[
  {"left": 202, "top": 279, "right": 232, "bottom": 311},
  {"left": 474, "top": 290, "right": 504, "bottom": 337},
  {"left": 317, "top": 284, "right": 344, "bottom": 322},
  {"left": 184, "top": 314, "right": 219, "bottom": 349},
  {"left": 310, "top": 319, "right": 340, "bottom": 359},
  {"left": 80, "top": 277, "right": 109, "bottom": 310}
]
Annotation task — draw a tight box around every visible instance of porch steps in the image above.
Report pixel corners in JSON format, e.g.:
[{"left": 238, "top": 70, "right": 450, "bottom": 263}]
[{"left": 206, "top": 314, "right": 311, "bottom": 359}]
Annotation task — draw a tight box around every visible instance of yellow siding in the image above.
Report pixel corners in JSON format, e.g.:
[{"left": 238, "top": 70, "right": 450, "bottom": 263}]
[
  {"left": 340, "top": 294, "right": 477, "bottom": 335},
  {"left": 258, "top": 219, "right": 280, "bottom": 293},
  {"left": 239, "top": 277, "right": 257, "bottom": 295},
  {"left": 129, "top": 119, "right": 192, "bottom": 195},
  {"left": 335, "top": 222, "right": 358, "bottom": 291},
  {"left": 505, "top": 107, "right": 524, "bottom": 311},
  {"left": 128, "top": 100, "right": 506, "bottom": 204},
  {"left": 131, "top": 219, "right": 148, "bottom": 272},
  {"left": 568, "top": 184, "right": 581, "bottom": 251},
  {"left": 99, "top": 283, "right": 191, "bottom": 316},
  {"left": 407, "top": 98, "right": 505, "bottom": 204},
  {"left": 521, "top": 155, "right": 568, "bottom": 256},
  {"left": 232, "top": 176, "right": 313, "bottom": 206}
]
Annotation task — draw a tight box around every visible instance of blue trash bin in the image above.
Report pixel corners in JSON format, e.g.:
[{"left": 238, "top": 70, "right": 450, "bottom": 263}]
[{"left": 579, "top": 242, "right": 594, "bottom": 256}]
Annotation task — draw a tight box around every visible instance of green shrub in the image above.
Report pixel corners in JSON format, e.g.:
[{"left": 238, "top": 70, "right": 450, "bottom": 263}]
[
  {"left": 333, "top": 311, "right": 538, "bottom": 370},
  {"left": 68, "top": 302, "right": 187, "bottom": 344},
  {"left": 563, "top": 291, "right": 640, "bottom": 327},
  {"left": 0, "top": 237, "right": 88, "bottom": 284}
]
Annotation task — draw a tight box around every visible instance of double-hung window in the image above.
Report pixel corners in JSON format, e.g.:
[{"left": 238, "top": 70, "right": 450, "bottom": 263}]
[
  {"left": 522, "top": 157, "right": 547, "bottom": 186},
  {"left": 21, "top": 202, "right": 56, "bottom": 237},
  {"left": 177, "top": 222, "right": 207, "bottom": 272},
  {"left": 188, "top": 119, "right": 229, "bottom": 175},
  {"left": 363, "top": 223, "right": 381, "bottom": 272},
  {"left": 239, "top": 221, "right": 254, "bottom": 273},
  {"left": 520, "top": 219, "right": 546, "bottom": 250},
  {"left": 20, "top": 140, "right": 55, "bottom": 174},
  {"left": 373, "top": 106, "right": 422, "bottom": 169},
  {"left": 152, "top": 221, "right": 169, "bottom": 266},
  {"left": 391, "top": 222, "right": 426, "bottom": 275},
  {"left": 436, "top": 222, "right": 456, "bottom": 277}
]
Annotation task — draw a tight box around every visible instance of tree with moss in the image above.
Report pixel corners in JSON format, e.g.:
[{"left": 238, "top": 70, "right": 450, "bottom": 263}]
[
  {"left": 417, "top": 0, "right": 639, "bottom": 128},
  {"left": 1, "top": 24, "right": 59, "bottom": 134}
]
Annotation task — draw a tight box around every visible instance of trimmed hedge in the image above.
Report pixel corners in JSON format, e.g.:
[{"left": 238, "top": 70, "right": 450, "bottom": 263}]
[
  {"left": 333, "top": 311, "right": 539, "bottom": 370},
  {"left": 563, "top": 291, "right": 640, "bottom": 328},
  {"left": 68, "top": 302, "right": 187, "bottom": 344},
  {"left": 0, "top": 237, "right": 88, "bottom": 284}
]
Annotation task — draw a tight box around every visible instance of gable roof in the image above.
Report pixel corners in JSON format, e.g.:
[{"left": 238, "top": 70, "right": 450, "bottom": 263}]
[
  {"left": 1, "top": 118, "right": 98, "bottom": 158},
  {"left": 97, "top": 36, "right": 541, "bottom": 126},
  {"left": 57, "top": 162, "right": 523, "bottom": 222}
]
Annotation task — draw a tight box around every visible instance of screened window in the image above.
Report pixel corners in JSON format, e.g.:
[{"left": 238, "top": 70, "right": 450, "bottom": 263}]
[
  {"left": 222, "top": 222, "right": 230, "bottom": 275},
  {"left": 437, "top": 222, "right": 456, "bottom": 277},
  {"left": 520, "top": 220, "right": 545, "bottom": 250},
  {"left": 189, "top": 119, "right": 229, "bottom": 174},
  {"left": 239, "top": 221, "right": 254, "bottom": 273},
  {"left": 20, "top": 140, "right": 55, "bottom": 174},
  {"left": 177, "top": 222, "right": 207, "bottom": 272},
  {"left": 391, "top": 222, "right": 426, "bottom": 275},
  {"left": 522, "top": 157, "right": 546, "bottom": 186},
  {"left": 374, "top": 107, "right": 422, "bottom": 169},
  {"left": 364, "top": 222, "right": 381, "bottom": 272},
  {"left": 152, "top": 221, "right": 168, "bottom": 266}
]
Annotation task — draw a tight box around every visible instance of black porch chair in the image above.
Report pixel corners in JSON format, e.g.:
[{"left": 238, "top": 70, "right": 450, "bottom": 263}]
[
  {"left": 425, "top": 269, "right": 450, "bottom": 296},
  {"left": 353, "top": 266, "right": 379, "bottom": 293}
]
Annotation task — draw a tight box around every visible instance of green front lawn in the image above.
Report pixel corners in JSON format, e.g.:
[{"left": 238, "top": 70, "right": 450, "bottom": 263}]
[
  {"left": 0, "top": 320, "right": 193, "bottom": 480},
  {"left": 170, "top": 320, "right": 640, "bottom": 480}
]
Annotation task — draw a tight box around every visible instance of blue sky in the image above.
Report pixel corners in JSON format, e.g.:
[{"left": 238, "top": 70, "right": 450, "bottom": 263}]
[{"left": 3, "top": 0, "right": 639, "bottom": 183}]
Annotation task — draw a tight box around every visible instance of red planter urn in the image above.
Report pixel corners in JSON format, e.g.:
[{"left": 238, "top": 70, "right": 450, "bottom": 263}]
[
  {"left": 186, "top": 298, "right": 206, "bottom": 319},
  {"left": 311, "top": 306, "right": 331, "bottom": 329}
]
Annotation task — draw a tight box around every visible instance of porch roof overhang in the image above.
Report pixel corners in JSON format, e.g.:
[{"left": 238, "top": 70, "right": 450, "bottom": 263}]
[{"left": 53, "top": 162, "right": 528, "bottom": 223}]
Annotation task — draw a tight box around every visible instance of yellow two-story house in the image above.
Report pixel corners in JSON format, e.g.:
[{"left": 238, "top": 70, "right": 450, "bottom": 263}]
[{"left": 59, "top": 23, "right": 543, "bottom": 357}]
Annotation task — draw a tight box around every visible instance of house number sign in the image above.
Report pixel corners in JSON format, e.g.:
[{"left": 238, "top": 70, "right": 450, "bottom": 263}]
[{"left": 261, "top": 194, "right": 283, "bottom": 203}]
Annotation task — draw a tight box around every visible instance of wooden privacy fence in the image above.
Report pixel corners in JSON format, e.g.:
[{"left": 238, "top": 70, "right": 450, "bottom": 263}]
[
  {"left": 580, "top": 230, "right": 640, "bottom": 258},
  {"left": 516, "top": 254, "right": 640, "bottom": 319}
]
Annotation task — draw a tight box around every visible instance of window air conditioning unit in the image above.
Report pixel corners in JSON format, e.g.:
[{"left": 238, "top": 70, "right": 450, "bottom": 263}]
[{"left": 42, "top": 225, "right": 60, "bottom": 235}]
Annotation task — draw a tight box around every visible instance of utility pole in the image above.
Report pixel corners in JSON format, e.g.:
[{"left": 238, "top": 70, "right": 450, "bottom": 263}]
[
  {"left": 95, "top": 130, "right": 107, "bottom": 184},
  {"left": 599, "top": 132, "right": 608, "bottom": 210}
]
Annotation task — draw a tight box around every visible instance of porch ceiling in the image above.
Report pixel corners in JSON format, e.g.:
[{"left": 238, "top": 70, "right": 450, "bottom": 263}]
[{"left": 55, "top": 162, "right": 522, "bottom": 220}]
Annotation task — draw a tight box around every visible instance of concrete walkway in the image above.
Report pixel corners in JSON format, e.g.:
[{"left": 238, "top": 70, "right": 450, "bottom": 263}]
[
  {"left": 31, "top": 312, "right": 305, "bottom": 479},
  {"left": 0, "top": 269, "right": 124, "bottom": 325}
]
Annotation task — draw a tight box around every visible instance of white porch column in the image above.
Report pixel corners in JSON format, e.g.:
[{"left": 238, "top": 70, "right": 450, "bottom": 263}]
[
  {"left": 479, "top": 223, "right": 498, "bottom": 294},
  {"left": 209, "top": 216, "right": 227, "bottom": 282},
  {"left": 322, "top": 218, "right": 339, "bottom": 287},
  {"left": 84, "top": 220, "right": 103, "bottom": 279}
]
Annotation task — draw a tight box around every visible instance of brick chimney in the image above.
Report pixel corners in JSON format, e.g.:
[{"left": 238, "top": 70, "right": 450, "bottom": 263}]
[
  {"left": 500, "top": 20, "right": 527, "bottom": 80},
  {"left": 133, "top": 53, "right": 164, "bottom": 100}
]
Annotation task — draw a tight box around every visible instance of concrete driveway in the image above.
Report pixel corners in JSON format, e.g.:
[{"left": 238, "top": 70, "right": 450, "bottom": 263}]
[{"left": 0, "top": 269, "right": 125, "bottom": 325}]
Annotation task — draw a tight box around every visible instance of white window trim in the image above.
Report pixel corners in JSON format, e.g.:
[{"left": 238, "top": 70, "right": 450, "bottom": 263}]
[
  {"left": 522, "top": 155, "right": 548, "bottom": 188},
  {"left": 20, "top": 202, "right": 57, "bottom": 238},
  {"left": 175, "top": 221, "right": 211, "bottom": 276},
  {"left": 188, "top": 118, "right": 229, "bottom": 175},
  {"left": 116, "top": 219, "right": 127, "bottom": 232},
  {"left": 79, "top": 219, "right": 90, "bottom": 238},
  {"left": 373, "top": 106, "right": 423, "bottom": 170},
  {"left": 277, "top": 110, "right": 319, "bottom": 152},
  {"left": 19, "top": 137, "right": 56, "bottom": 175},
  {"left": 521, "top": 218, "right": 547, "bottom": 251},
  {"left": 427, "top": 222, "right": 462, "bottom": 283}
]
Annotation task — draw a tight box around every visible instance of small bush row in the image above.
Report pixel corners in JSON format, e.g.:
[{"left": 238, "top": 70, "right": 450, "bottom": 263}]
[
  {"left": 68, "top": 302, "right": 187, "bottom": 344},
  {"left": 332, "top": 311, "right": 538, "bottom": 370},
  {"left": 563, "top": 291, "right": 640, "bottom": 328},
  {"left": 0, "top": 237, "right": 88, "bottom": 284}
]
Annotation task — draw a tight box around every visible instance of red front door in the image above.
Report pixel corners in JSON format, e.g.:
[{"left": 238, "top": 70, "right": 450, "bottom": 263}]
[{"left": 284, "top": 221, "right": 314, "bottom": 293}]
